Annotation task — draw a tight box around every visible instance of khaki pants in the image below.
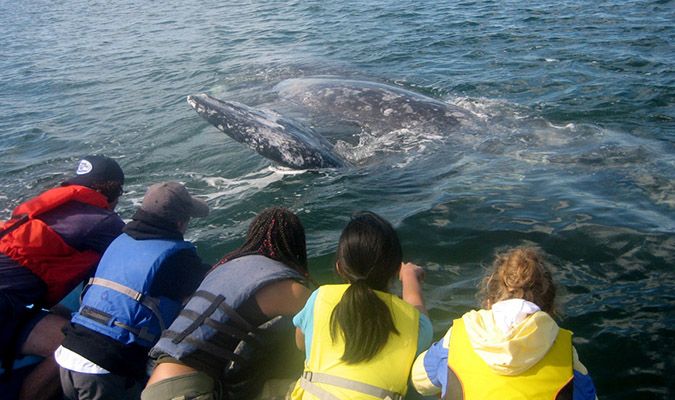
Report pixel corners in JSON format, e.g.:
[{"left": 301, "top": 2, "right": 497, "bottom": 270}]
[{"left": 141, "top": 371, "right": 218, "bottom": 400}]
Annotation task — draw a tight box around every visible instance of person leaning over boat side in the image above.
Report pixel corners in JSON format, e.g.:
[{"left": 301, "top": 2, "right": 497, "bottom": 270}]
[
  {"left": 291, "top": 211, "right": 433, "bottom": 400},
  {"left": 142, "top": 207, "right": 315, "bottom": 400},
  {"left": 411, "top": 246, "right": 598, "bottom": 400},
  {"left": 0, "top": 155, "right": 126, "bottom": 400},
  {"left": 55, "top": 181, "right": 211, "bottom": 400}
]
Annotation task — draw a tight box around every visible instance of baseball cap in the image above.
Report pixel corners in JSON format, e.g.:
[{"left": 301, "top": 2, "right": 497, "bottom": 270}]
[
  {"left": 62, "top": 155, "right": 125, "bottom": 187},
  {"left": 141, "top": 181, "right": 209, "bottom": 222}
]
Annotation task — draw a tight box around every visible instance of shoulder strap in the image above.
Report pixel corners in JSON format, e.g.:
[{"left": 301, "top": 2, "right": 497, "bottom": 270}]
[
  {"left": 0, "top": 215, "right": 30, "bottom": 240},
  {"left": 83, "top": 277, "right": 167, "bottom": 331}
]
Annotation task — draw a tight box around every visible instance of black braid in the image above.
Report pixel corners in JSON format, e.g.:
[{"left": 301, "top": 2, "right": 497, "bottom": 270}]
[{"left": 215, "top": 207, "right": 316, "bottom": 286}]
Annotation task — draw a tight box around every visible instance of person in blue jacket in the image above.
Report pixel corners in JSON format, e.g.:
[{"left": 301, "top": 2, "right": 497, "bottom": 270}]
[
  {"left": 0, "top": 155, "right": 125, "bottom": 400},
  {"left": 55, "top": 181, "right": 211, "bottom": 400}
]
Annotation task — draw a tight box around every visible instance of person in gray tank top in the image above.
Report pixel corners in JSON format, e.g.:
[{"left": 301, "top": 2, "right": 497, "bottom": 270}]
[{"left": 143, "top": 207, "right": 316, "bottom": 400}]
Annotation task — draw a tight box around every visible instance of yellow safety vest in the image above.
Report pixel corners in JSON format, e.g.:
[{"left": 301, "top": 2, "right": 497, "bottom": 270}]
[
  {"left": 292, "top": 284, "right": 420, "bottom": 400},
  {"left": 446, "top": 317, "right": 573, "bottom": 400}
]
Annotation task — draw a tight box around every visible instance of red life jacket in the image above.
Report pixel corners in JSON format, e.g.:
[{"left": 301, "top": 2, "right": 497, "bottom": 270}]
[{"left": 0, "top": 185, "right": 111, "bottom": 307}]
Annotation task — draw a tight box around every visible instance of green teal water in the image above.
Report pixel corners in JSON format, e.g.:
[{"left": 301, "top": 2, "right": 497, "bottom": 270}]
[{"left": 1, "top": 1, "right": 673, "bottom": 398}]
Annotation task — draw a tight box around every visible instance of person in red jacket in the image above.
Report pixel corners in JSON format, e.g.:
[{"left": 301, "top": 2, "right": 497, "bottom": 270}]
[{"left": 0, "top": 155, "right": 126, "bottom": 400}]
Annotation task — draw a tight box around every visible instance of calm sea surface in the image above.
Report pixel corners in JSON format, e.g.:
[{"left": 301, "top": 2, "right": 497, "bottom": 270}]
[{"left": 1, "top": 1, "right": 673, "bottom": 398}]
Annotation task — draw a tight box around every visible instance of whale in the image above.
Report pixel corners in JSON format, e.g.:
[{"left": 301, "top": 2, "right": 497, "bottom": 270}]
[
  {"left": 187, "top": 93, "right": 348, "bottom": 169},
  {"left": 273, "top": 78, "right": 472, "bottom": 134},
  {"left": 188, "top": 78, "right": 472, "bottom": 169}
]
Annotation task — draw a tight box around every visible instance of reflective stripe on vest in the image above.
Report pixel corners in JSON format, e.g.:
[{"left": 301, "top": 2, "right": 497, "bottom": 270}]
[
  {"left": 78, "top": 276, "right": 168, "bottom": 342},
  {"left": 299, "top": 371, "right": 402, "bottom": 400},
  {"left": 0, "top": 186, "right": 111, "bottom": 307},
  {"left": 71, "top": 233, "right": 193, "bottom": 347},
  {"left": 446, "top": 317, "right": 573, "bottom": 400},
  {"left": 150, "top": 255, "right": 305, "bottom": 367},
  {"left": 294, "top": 284, "right": 419, "bottom": 400}
]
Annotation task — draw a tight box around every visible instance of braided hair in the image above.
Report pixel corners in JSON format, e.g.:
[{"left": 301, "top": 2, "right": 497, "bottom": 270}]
[
  {"left": 217, "top": 207, "right": 314, "bottom": 284},
  {"left": 329, "top": 211, "right": 402, "bottom": 364}
]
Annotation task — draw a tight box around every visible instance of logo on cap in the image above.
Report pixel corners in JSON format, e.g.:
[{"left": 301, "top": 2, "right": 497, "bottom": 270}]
[{"left": 76, "top": 160, "right": 94, "bottom": 175}]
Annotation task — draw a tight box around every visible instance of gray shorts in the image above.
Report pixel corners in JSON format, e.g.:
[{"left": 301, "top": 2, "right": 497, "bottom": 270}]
[
  {"left": 141, "top": 371, "right": 218, "bottom": 400},
  {"left": 59, "top": 367, "right": 144, "bottom": 400}
]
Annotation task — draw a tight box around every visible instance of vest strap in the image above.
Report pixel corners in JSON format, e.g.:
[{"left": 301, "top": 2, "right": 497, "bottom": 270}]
[
  {"left": 300, "top": 371, "right": 402, "bottom": 400},
  {"left": 89, "top": 277, "right": 143, "bottom": 301},
  {"left": 79, "top": 306, "right": 158, "bottom": 343},
  {"left": 217, "top": 298, "right": 256, "bottom": 333},
  {"left": 0, "top": 215, "right": 29, "bottom": 240},
  {"left": 160, "top": 330, "right": 247, "bottom": 366},
  {"left": 170, "top": 291, "right": 227, "bottom": 344},
  {"left": 194, "top": 290, "right": 256, "bottom": 332},
  {"left": 85, "top": 277, "right": 167, "bottom": 330},
  {"left": 113, "top": 321, "right": 156, "bottom": 343},
  {"left": 178, "top": 309, "right": 260, "bottom": 346}
]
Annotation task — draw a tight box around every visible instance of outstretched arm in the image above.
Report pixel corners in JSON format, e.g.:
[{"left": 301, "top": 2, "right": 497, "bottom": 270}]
[{"left": 400, "top": 262, "right": 428, "bottom": 317}]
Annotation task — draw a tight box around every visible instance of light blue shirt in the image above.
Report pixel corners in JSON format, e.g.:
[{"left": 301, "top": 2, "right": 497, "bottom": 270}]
[{"left": 293, "top": 288, "right": 433, "bottom": 360}]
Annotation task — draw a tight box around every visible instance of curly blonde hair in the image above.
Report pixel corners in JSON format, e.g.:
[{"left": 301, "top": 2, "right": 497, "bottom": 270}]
[{"left": 479, "top": 246, "right": 557, "bottom": 314}]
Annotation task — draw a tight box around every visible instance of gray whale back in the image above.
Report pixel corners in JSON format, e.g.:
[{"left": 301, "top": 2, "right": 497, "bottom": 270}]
[
  {"left": 188, "top": 78, "right": 471, "bottom": 169},
  {"left": 274, "top": 78, "right": 470, "bottom": 133}
]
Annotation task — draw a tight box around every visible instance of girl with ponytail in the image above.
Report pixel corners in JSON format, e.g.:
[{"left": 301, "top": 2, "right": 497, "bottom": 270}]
[{"left": 292, "top": 211, "right": 432, "bottom": 400}]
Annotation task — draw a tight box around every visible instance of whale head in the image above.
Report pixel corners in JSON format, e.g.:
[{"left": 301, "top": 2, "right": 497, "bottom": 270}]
[{"left": 188, "top": 94, "right": 348, "bottom": 169}]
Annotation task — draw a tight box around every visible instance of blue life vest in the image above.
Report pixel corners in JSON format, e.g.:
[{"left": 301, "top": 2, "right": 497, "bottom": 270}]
[
  {"left": 70, "top": 233, "right": 196, "bottom": 348},
  {"left": 150, "top": 255, "right": 303, "bottom": 365}
]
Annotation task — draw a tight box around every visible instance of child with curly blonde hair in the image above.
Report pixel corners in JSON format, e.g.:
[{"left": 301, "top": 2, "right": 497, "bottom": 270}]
[{"left": 412, "top": 246, "right": 597, "bottom": 400}]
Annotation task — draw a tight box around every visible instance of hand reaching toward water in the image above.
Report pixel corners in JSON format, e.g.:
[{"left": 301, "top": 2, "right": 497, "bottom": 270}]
[
  {"left": 400, "top": 262, "right": 425, "bottom": 283},
  {"left": 399, "top": 262, "right": 428, "bottom": 316}
]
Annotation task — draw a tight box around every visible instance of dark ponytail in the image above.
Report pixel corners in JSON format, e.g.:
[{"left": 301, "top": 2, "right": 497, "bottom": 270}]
[{"left": 329, "top": 211, "right": 402, "bottom": 364}]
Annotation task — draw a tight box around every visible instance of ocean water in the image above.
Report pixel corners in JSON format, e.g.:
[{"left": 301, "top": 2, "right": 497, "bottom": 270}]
[{"left": 0, "top": 0, "right": 673, "bottom": 398}]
